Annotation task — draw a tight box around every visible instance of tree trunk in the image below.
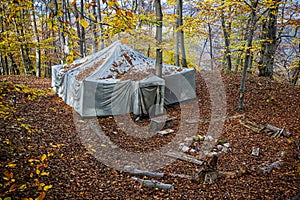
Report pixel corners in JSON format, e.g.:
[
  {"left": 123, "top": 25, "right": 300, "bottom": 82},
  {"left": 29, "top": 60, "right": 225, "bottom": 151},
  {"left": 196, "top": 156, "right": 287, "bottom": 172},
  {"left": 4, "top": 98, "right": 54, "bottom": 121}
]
[
  {"left": 31, "top": 2, "right": 41, "bottom": 77},
  {"left": 198, "top": 38, "right": 208, "bottom": 67},
  {"left": 74, "top": 2, "right": 82, "bottom": 55},
  {"left": 154, "top": 0, "right": 163, "bottom": 78},
  {"left": 91, "top": 4, "right": 98, "bottom": 53},
  {"left": 175, "top": 3, "right": 180, "bottom": 66},
  {"left": 96, "top": 0, "right": 104, "bottom": 50},
  {"left": 177, "top": 0, "right": 187, "bottom": 68},
  {"left": 292, "top": 62, "right": 300, "bottom": 84},
  {"left": 258, "top": 1, "right": 280, "bottom": 79},
  {"left": 53, "top": 0, "right": 65, "bottom": 62},
  {"left": 221, "top": 6, "right": 232, "bottom": 71},
  {"left": 208, "top": 22, "right": 214, "bottom": 70},
  {"left": 12, "top": 18, "right": 28, "bottom": 74},
  {"left": 9, "top": 53, "right": 19, "bottom": 75},
  {"left": 238, "top": 0, "right": 259, "bottom": 110},
  {"left": 80, "top": 0, "right": 86, "bottom": 57},
  {"left": 0, "top": 53, "right": 8, "bottom": 75}
]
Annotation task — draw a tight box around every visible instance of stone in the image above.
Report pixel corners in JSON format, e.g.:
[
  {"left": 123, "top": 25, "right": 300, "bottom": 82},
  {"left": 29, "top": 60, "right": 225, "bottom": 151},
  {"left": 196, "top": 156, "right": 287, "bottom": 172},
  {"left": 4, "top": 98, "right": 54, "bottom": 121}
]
[
  {"left": 223, "top": 143, "right": 230, "bottom": 148},
  {"left": 204, "top": 151, "right": 218, "bottom": 157},
  {"left": 157, "top": 129, "right": 174, "bottom": 136},
  {"left": 184, "top": 137, "right": 194, "bottom": 142},
  {"left": 204, "top": 136, "right": 215, "bottom": 142},
  {"left": 251, "top": 147, "right": 260, "bottom": 157},
  {"left": 217, "top": 145, "right": 224, "bottom": 151},
  {"left": 182, "top": 146, "right": 190, "bottom": 153}
]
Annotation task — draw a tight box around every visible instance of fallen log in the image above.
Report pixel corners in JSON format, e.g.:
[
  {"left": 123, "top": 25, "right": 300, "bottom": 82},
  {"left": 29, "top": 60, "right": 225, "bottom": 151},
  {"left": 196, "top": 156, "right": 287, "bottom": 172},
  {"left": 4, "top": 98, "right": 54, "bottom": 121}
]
[
  {"left": 124, "top": 165, "right": 164, "bottom": 178},
  {"left": 186, "top": 114, "right": 245, "bottom": 124},
  {"left": 258, "top": 161, "right": 284, "bottom": 174},
  {"left": 239, "top": 119, "right": 292, "bottom": 138},
  {"left": 131, "top": 177, "right": 173, "bottom": 190},
  {"left": 265, "top": 124, "right": 291, "bottom": 137},
  {"left": 239, "top": 119, "right": 264, "bottom": 133},
  {"left": 165, "top": 151, "right": 206, "bottom": 165},
  {"left": 169, "top": 173, "right": 193, "bottom": 179}
]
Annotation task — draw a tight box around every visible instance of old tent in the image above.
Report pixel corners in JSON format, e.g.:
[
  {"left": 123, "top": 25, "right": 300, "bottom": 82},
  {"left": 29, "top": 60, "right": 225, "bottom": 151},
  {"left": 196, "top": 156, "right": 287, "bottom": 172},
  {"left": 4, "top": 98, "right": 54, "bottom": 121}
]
[{"left": 52, "top": 41, "right": 196, "bottom": 117}]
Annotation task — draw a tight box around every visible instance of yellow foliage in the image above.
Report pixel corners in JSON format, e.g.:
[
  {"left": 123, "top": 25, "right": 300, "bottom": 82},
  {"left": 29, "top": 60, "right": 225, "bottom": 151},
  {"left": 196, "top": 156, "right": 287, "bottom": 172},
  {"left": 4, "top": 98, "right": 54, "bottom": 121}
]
[{"left": 80, "top": 18, "right": 89, "bottom": 29}]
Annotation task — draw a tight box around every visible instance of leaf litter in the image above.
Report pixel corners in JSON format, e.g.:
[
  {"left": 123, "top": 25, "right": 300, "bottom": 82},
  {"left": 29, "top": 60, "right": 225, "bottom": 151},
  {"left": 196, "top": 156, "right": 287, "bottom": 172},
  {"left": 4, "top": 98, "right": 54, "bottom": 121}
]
[{"left": 0, "top": 73, "right": 299, "bottom": 199}]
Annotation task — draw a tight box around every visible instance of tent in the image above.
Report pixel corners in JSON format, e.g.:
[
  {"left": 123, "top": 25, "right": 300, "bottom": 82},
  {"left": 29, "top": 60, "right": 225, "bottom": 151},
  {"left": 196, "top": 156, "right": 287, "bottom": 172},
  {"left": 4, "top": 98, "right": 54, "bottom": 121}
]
[{"left": 52, "top": 41, "right": 196, "bottom": 118}]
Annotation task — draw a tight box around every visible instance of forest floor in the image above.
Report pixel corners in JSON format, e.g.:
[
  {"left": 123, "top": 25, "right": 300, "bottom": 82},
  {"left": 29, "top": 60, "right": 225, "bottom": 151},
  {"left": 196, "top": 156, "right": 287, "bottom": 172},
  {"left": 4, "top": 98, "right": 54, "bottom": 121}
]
[{"left": 0, "top": 72, "right": 300, "bottom": 199}]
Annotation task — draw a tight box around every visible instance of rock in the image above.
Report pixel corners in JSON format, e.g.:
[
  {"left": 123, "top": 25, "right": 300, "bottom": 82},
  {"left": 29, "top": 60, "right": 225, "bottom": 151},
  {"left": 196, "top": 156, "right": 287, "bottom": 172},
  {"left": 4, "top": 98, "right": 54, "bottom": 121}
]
[
  {"left": 217, "top": 145, "right": 223, "bottom": 151},
  {"left": 204, "top": 151, "right": 218, "bottom": 157},
  {"left": 157, "top": 129, "right": 174, "bottom": 136},
  {"left": 204, "top": 136, "right": 214, "bottom": 142},
  {"left": 223, "top": 143, "right": 230, "bottom": 148},
  {"left": 221, "top": 147, "right": 229, "bottom": 153},
  {"left": 182, "top": 146, "right": 190, "bottom": 153},
  {"left": 190, "top": 149, "right": 196, "bottom": 153},
  {"left": 251, "top": 147, "right": 260, "bottom": 157},
  {"left": 184, "top": 137, "right": 194, "bottom": 142}
]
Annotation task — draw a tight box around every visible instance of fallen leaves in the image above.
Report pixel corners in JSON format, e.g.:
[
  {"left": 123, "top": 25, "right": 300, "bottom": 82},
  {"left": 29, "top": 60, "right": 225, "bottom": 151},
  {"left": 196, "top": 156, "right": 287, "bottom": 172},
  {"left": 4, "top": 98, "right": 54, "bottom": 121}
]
[{"left": 0, "top": 74, "right": 299, "bottom": 199}]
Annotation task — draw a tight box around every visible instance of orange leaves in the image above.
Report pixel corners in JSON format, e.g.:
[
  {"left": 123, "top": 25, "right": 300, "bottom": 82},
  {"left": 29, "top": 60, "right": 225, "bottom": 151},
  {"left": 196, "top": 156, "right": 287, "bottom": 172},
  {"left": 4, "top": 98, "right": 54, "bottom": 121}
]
[
  {"left": 35, "top": 191, "right": 46, "bottom": 200},
  {"left": 3, "top": 169, "right": 13, "bottom": 181}
]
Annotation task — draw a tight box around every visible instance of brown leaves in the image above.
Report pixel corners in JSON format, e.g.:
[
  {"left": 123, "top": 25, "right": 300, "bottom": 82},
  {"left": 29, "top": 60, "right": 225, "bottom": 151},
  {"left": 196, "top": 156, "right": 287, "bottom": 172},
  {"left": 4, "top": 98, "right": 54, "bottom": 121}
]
[{"left": 0, "top": 74, "right": 299, "bottom": 199}]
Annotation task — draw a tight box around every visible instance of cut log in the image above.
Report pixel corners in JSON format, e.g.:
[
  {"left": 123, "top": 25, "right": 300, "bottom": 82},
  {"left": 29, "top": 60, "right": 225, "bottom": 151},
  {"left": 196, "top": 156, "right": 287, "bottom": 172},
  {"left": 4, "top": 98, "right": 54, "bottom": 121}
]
[
  {"left": 165, "top": 151, "right": 205, "bottom": 165},
  {"left": 265, "top": 124, "right": 291, "bottom": 137},
  {"left": 124, "top": 165, "right": 164, "bottom": 178},
  {"left": 131, "top": 177, "right": 173, "bottom": 190},
  {"left": 258, "top": 161, "right": 284, "bottom": 174}
]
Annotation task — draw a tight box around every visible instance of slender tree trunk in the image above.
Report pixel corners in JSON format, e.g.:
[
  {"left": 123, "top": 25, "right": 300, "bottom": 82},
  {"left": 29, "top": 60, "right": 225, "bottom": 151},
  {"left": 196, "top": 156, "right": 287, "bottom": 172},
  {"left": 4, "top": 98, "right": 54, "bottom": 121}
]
[
  {"left": 198, "top": 38, "right": 208, "bottom": 67},
  {"left": 96, "top": 0, "right": 104, "bottom": 50},
  {"left": 238, "top": 0, "right": 259, "bottom": 110},
  {"left": 31, "top": 2, "right": 41, "bottom": 77},
  {"left": 80, "top": 0, "right": 86, "bottom": 57},
  {"left": 91, "top": 4, "right": 98, "bottom": 53},
  {"left": 292, "top": 65, "right": 300, "bottom": 84},
  {"left": 4, "top": 55, "right": 8, "bottom": 75},
  {"left": 9, "top": 53, "right": 18, "bottom": 75},
  {"left": 175, "top": 6, "right": 180, "bottom": 67},
  {"left": 177, "top": 0, "right": 187, "bottom": 68},
  {"left": 19, "top": 9, "right": 34, "bottom": 74},
  {"left": 154, "top": 0, "right": 163, "bottom": 77},
  {"left": 208, "top": 22, "right": 214, "bottom": 70},
  {"left": 132, "top": 0, "right": 138, "bottom": 13},
  {"left": 221, "top": 8, "right": 232, "bottom": 71}
]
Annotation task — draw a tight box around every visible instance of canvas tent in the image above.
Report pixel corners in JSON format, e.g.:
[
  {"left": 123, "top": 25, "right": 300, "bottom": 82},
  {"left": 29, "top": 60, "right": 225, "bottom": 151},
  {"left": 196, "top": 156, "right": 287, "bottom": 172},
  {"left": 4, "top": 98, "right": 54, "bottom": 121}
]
[{"left": 52, "top": 41, "right": 196, "bottom": 117}]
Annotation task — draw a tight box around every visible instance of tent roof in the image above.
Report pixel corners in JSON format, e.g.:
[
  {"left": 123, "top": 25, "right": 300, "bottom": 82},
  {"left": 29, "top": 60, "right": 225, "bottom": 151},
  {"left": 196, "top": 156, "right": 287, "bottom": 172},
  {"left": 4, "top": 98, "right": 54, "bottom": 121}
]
[{"left": 57, "top": 40, "right": 193, "bottom": 83}]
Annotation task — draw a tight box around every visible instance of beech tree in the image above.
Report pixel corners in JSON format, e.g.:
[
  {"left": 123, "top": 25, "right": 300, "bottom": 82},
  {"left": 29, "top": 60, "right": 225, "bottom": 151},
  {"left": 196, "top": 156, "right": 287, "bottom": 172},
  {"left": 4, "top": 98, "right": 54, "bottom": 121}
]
[{"left": 155, "top": 0, "right": 163, "bottom": 77}]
